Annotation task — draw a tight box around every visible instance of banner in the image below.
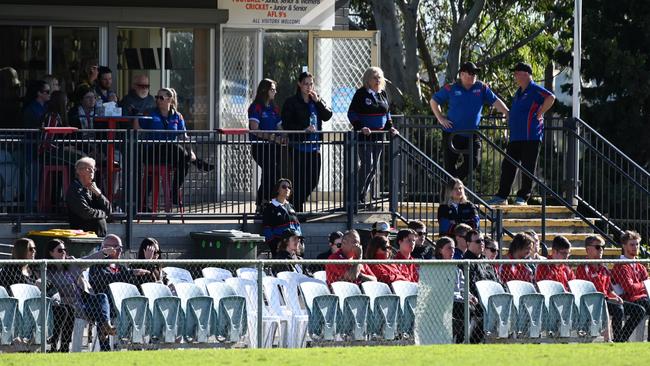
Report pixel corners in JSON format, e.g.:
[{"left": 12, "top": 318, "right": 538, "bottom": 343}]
[{"left": 221, "top": 0, "right": 335, "bottom": 29}]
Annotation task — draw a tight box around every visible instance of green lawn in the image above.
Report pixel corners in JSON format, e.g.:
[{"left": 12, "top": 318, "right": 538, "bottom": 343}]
[{"left": 1, "top": 343, "right": 648, "bottom": 366}]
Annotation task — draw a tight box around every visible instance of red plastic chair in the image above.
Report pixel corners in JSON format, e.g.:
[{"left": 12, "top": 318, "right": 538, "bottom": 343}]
[
  {"left": 140, "top": 165, "right": 184, "bottom": 223},
  {"left": 38, "top": 165, "right": 69, "bottom": 212}
]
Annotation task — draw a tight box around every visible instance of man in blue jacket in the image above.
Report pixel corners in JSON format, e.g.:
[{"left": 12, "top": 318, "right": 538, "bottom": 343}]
[
  {"left": 430, "top": 61, "right": 509, "bottom": 181},
  {"left": 488, "top": 62, "right": 556, "bottom": 205}
]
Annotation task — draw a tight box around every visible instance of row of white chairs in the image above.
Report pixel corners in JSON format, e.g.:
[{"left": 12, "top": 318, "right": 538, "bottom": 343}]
[{"left": 476, "top": 279, "right": 650, "bottom": 340}]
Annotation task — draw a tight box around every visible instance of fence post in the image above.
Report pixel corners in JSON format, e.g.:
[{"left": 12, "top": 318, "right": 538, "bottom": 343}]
[
  {"left": 40, "top": 261, "right": 48, "bottom": 353},
  {"left": 345, "top": 131, "right": 356, "bottom": 229},
  {"left": 564, "top": 118, "right": 579, "bottom": 206},
  {"left": 541, "top": 187, "right": 547, "bottom": 242},
  {"left": 467, "top": 133, "right": 474, "bottom": 192},
  {"left": 389, "top": 136, "right": 400, "bottom": 228},
  {"left": 125, "top": 128, "right": 136, "bottom": 251},
  {"left": 463, "top": 261, "right": 471, "bottom": 344},
  {"left": 256, "top": 261, "right": 264, "bottom": 348},
  {"left": 495, "top": 209, "right": 503, "bottom": 245}
]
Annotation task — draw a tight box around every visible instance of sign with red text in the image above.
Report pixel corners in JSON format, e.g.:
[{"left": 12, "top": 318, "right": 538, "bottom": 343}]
[{"left": 221, "top": 0, "right": 335, "bottom": 29}]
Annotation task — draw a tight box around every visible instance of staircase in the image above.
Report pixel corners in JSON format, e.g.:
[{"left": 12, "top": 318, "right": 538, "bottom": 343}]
[{"left": 395, "top": 203, "right": 621, "bottom": 258}]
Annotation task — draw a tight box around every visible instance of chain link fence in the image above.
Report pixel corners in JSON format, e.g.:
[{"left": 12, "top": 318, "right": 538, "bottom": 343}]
[{"left": 1, "top": 257, "right": 649, "bottom": 353}]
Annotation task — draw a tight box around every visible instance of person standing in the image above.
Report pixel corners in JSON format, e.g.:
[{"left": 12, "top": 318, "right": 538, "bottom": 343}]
[
  {"left": 430, "top": 61, "right": 509, "bottom": 181},
  {"left": 348, "top": 66, "right": 398, "bottom": 204},
  {"left": 282, "top": 71, "right": 333, "bottom": 212},
  {"left": 488, "top": 62, "right": 556, "bottom": 205},
  {"left": 248, "top": 79, "right": 283, "bottom": 213},
  {"left": 262, "top": 178, "right": 302, "bottom": 256}
]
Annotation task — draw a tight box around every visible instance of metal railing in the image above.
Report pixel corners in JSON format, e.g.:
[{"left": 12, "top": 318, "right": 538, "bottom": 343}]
[{"left": 0, "top": 257, "right": 648, "bottom": 353}]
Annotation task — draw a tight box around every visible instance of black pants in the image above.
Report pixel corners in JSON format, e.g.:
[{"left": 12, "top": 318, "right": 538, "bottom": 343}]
[
  {"left": 51, "top": 303, "right": 74, "bottom": 352},
  {"left": 442, "top": 132, "right": 481, "bottom": 181},
  {"left": 496, "top": 141, "right": 541, "bottom": 200},
  {"left": 358, "top": 140, "right": 383, "bottom": 202},
  {"left": 141, "top": 143, "right": 192, "bottom": 204},
  {"left": 607, "top": 300, "right": 646, "bottom": 342},
  {"left": 291, "top": 150, "right": 321, "bottom": 212},
  {"left": 251, "top": 142, "right": 281, "bottom": 209}
]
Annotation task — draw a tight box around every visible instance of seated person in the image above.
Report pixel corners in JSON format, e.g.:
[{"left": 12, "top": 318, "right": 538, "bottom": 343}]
[
  {"left": 272, "top": 228, "right": 308, "bottom": 276},
  {"left": 438, "top": 178, "right": 479, "bottom": 237},
  {"left": 611, "top": 230, "right": 650, "bottom": 342},
  {"left": 66, "top": 157, "right": 110, "bottom": 237},
  {"left": 452, "top": 223, "right": 472, "bottom": 259},
  {"left": 409, "top": 220, "right": 433, "bottom": 259},
  {"left": 535, "top": 235, "right": 575, "bottom": 290},
  {"left": 325, "top": 229, "right": 376, "bottom": 285},
  {"left": 46, "top": 239, "right": 117, "bottom": 351},
  {"left": 95, "top": 66, "right": 118, "bottom": 103},
  {"left": 364, "top": 220, "right": 391, "bottom": 249},
  {"left": 463, "top": 230, "right": 501, "bottom": 297},
  {"left": 119, "top": 74, "right": 155, "bottom": 115},
  {"left": 89, "top": 235, "right": 151, "bottom": 302},
  {"left": 435, "top": 236, "right": 478, "bottom": 343},
  {"left": 499, "top": 232, "right": 535, "bottom": 283},
  {"left": 313, "top": 231, "right": 343, "bottom": 272},
  {"left": 135, "top": 237, "right": 163, "bottom": 283},
  {"left": 394, "top": 229, "right": 419, "bottom": 282},
  {"left": 577, "top": 235, "right": 644, "bottom": 342},
  {"left": 365, "top": 236, "right": 410, "bottom": 284}
]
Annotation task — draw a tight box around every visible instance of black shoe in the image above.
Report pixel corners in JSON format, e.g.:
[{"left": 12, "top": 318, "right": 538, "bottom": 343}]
[{"left": 193, "top": 159, "right": 215, "bottom": 172}]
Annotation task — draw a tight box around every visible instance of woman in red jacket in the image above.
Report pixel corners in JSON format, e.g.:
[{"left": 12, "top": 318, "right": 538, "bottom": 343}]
[{"left": 365, "top": 236, "right": 409, "bottom": 284}]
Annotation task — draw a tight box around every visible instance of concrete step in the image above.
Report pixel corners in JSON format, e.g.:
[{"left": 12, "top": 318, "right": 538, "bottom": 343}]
[
  {"left": 396, "top": 218, "right": 596, "bottom": 234},
  {"left": 398, "top": 203, "right": 576, "bottom": 219}
]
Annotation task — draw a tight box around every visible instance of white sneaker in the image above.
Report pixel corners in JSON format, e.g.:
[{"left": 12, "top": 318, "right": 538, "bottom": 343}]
[{"left": 513, "top": 197, "right": 528, "bottom": 205}]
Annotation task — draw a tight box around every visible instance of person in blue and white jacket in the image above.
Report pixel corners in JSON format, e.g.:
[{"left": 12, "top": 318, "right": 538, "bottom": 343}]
[
  {"left": 348, "top": 67, "right": 398, "bottom": 204},
  {"left": 262, "top": 178, "right": 302, "bottom": 256}
]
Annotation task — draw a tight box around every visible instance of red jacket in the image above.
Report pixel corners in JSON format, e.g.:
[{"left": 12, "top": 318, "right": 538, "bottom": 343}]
[
  {"left": 535, "top": 263, "right": 575, "bottom": 290},
  {"left": 369, "top": 261, "right": 410, "bottom": 284},
  {"left": 611, "top": 261, "right": 649, "bottom": 302},
  {"left": 325, "top": 250, "right": 374, "bottom": 285},
  {"left": 499, "top": 256, "right": 534, "bottom": 283},
  {"left": 394, "top": 252, "right": 419, "bottom": 282},
  {"left": 575, "top": 264, "right": 617, "bottom": 300}
]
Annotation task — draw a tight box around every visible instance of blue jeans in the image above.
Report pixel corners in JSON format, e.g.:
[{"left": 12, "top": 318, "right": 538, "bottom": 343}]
[{"left": 80, "top": 292, "right": 111, "bottom": 324}]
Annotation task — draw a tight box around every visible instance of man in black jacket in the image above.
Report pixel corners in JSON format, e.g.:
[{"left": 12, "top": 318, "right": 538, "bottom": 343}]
[
  {"left": 66, "top": 157, "right": 111, "bottom": 237},
  {"left": 281, "top": 72, "right": 333, "bottom": 212}
]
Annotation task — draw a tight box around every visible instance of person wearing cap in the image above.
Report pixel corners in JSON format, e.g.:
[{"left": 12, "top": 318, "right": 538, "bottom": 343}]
[
  {"left": 488, "top": 62, "right": 556, "bottom": 206},
  {"left": 263, "top": 178, "right": 302, "bottom": 256},
  {"left": 325, "top": 229, "right": 376, "bottom": 285},
  {"left": 371, "top": 220, "right": 391, "bottom": 238},
  {"left": 535, "top": 235, "right": 575, "bottom": 290},
  {"left": 498, "top": 232, "right": 535, "bottom": 284},
  {"left": 611, "top": 230, "right": 650, "bottom": 341},
  {"left": 408, "top": 220, "right": 433, "bottom": 259},
  {"left": 430, "top": 61, "right": 509, "bottom": 181},
  {"left": 272, "top": 228, "right": 308, "bottom": 275},
  {"left": 577, "top": 235, "right": 644, "bottom": 342}
]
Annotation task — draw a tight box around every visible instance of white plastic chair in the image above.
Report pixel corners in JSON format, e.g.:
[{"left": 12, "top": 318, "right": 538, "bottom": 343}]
[
  {"left": 162, "top": 267, "right": 194, "bottom": 285},
  {"left": 225, "top": 277, "right": 283, "bottom": 348},
  {"left": 263, "top": 276, "right": 308, "bottom": 348},
  {"left": 537, "top": 280, "right": 576, "bottom": 338},
  {"left": 205, "top": 282, "right": 247, "bottom": 343},
  {"left": 276, "top": 271, "right": 311, "bottom": 317},
  {"left": 174, "top": 283, "right": 215, "bottom": 343},
  {"left": 299, "top": 280, "right": 338, "bottom": 341},
  {"left": 202, "top": 267, "right": 234, "bottom": 281},
  {"left": 236, "top": 268, "right": 265, "bottom": 281},
  {"left": 108, "top": 282, "right": 149, "bottom": 345},
  {"left": 193, "top": 277, "right": 220, "bottom": 296},
  {"left": 330, "top": 281, "right": 370, "bottom": 341},
  {"left": 361, "top": 281, "right": 400, "bottom": 340},
  {"left": 391, "top": 281, "right": 418, "bottom": 336},
  {"left": 140, "top": 283, "right": 182, "bottom": 344},
  {"left": 9, "top": 284, "right": 53, "bottom": 345},
  {"left": 506, "top": 280, "right": 545, "bottom": 338},
  {"left": 568, "top": 279, "right": 607, "bottom": 337},
  {"left": 0, "top": 286, "right": 19, "bottom": 346},
  {"left": 312, "top": 271, "right": 327, "bottom": 283},
  {"left": 475, "top": 280, "right": 514, "bottom": 339}
]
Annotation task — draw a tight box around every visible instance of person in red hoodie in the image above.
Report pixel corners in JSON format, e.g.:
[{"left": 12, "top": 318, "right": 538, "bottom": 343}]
[
  {"left": 394, "top": 229, "right": 419, "bottom": 282},
  {"left": 535, "top": 235, "right": 575, "bottom": 290},
  {"left": 611, "top": 230, "right": 650, "bottom": 341},
  {"left": 577, "top": 235, "right": 645, "bottom": 342},
  {"left": 365, "top": 235, "right": 410, "bottom": 284},
  {"left": 499, "top": 232, "right": 535, "bottom": 283},
  {"left": 325, "top": 229, "right": 376, "bottom": 285}
]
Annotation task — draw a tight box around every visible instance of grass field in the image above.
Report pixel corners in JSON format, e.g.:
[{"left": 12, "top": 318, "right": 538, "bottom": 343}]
[{"left": 1, "top": 343, "right": 649, "bottom": 366}]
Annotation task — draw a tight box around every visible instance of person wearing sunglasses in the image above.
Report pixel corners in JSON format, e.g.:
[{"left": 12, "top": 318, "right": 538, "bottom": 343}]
[
  {"left": 364, "top": 235, "right": 408, "bottom": 284},
  {"left": 46, "top": 238, "right": 118, "bottom": 351},
  {"left": 119, "top": 74, "right": 155, "bottom": 116},
  {"left": 577, "top": 235, "right": 643, "bottom": 342},
  {"left": 281, "top": 71, "right": 333, "bottom": 212},
  {"left": 22, "top": 79, "right": 50, "bottom": 129},
  {"left": 534, "top": 235, "right": 575, "bottom": 290},
  {"left": 326, "top": 229, "right": 376, "bottom": 285},
  {"left": 408, "top": 220, "right": 433, "bottom": 260},
  {"left": 67, "top": 157, "right": 111, "bottom": 237},
  {"left": 430, "top": 61, "right": 509, "bottom": 181},
  {"left": 262, "top": 178, "right": 302, "bottom": 256},
  {"left": 498, "top": 232, "right": 535, "bottom": 284}
]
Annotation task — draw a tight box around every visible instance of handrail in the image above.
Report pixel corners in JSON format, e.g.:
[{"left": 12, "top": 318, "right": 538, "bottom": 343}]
[
  {"left": 472, "top": 130, "right": 620, "bottom": 247},
  {"left": 575, "top": 117, "right": 650, "bottom": 179}
]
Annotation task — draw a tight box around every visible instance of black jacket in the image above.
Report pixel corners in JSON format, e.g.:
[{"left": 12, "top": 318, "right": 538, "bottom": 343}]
[
  {"left": 437, "top": 202, "right": 480, "bottom": 236},
  {"left": 119, "top": 90, "right": 156, "bottom": 116},
  {"left": 281, "top": 92, "right": 333, "bottom": 143},
  {"left": 412, "top": 245, "right": 434, "bottom": 260},
  {"left": 66, "top": 179, "right": 110, "bottom": 237},
  {"left": 89, "top": 263, "right": 137, "bottom": 297},
  {"left": 463, "top": 249, "right": 501, "bottom": 297},
  {"left": 271, "top": 250, "right": 306, "bottom": 276}
]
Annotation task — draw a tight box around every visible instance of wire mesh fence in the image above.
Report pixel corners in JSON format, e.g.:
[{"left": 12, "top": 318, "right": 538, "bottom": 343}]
[{"left": 1, "top": 257, "right": 649, "bottom": 353}]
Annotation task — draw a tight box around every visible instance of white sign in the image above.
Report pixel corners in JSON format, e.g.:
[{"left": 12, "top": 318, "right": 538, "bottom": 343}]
[{"left": 221, "top": 0, "right": 335, "bottom": 29}]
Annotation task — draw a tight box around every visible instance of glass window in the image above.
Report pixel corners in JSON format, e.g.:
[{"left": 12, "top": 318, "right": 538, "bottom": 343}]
[
  {"left": 262, "top": 31, "right": 308, "bottom": 109},
  {"left": 116, "top": 27, "right": 163, "bottom": 108},
  {"left": 52, "top": 27, "right": 100, "bottom": 98}
]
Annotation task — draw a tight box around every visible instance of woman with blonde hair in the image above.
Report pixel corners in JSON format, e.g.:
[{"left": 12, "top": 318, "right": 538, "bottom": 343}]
[
  {"left": 347, "top": 66, "right": 398, "bottom": 205},
  {"left": 437, "top": 177, "right": 479, "bottom": 236}
]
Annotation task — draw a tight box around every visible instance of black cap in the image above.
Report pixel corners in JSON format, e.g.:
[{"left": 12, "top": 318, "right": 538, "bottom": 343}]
[
  {"left": 328, "top": 231, "right": 344, "bottom": 244},
  {"left": 511, "top": 62, "right": 533, "bottom": 74},
  {"left": 280, "top": 228, "right": 303, "bottom": 240},
  {"left": 459, "top": 62, "right": 481, "bottom": 74}
]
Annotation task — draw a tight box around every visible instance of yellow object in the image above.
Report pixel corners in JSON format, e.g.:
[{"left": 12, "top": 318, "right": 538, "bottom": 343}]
[{"left": 27, "top": 229, "right": 97, "bottom": 238}]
